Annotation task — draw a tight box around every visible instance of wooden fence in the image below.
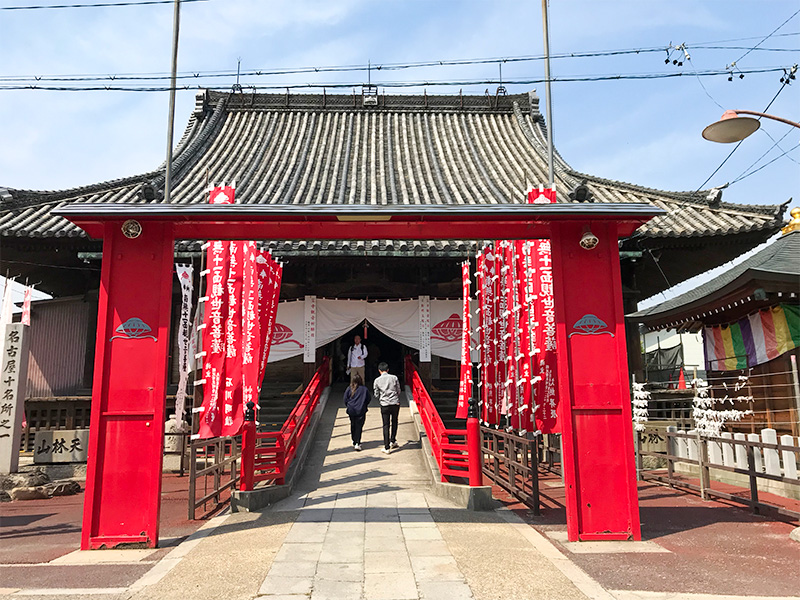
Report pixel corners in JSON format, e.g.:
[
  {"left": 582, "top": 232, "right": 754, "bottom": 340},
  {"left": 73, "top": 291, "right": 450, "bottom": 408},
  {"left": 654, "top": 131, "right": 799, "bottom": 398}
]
[
  {"left": 638, "top": 427, "right": 800, "bottom": 519},
  {"left": 188, "top": 436, "right": 240, "bottom": 520},
  {"left": 481, "top": 427, "right": 540, "bottom": 514}
]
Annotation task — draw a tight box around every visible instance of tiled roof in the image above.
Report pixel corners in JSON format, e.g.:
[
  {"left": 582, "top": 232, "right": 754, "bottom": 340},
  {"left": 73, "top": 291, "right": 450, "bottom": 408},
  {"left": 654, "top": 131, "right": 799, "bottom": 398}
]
[
  {"left": 629, "top": 230, "right": 800, "bottom": 322},
  {"left": 0, "top": 89, "right": 786, "bottom": 240},
  {"left": 175, "top": 238, "right": 479, "bottom": 257}
]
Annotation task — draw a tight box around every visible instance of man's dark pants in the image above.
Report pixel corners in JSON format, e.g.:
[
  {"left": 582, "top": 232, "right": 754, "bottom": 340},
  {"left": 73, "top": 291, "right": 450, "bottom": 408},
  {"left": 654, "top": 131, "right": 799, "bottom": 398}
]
[{"left": 380, "top": 404, "right": 400, "bottom": 449}]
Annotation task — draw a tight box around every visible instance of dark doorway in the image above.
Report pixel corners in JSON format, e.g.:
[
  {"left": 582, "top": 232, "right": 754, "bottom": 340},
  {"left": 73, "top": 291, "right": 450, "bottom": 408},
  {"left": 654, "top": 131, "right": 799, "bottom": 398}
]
[{"left": 333, "top": 322, "right": 406, "bottom": 386}]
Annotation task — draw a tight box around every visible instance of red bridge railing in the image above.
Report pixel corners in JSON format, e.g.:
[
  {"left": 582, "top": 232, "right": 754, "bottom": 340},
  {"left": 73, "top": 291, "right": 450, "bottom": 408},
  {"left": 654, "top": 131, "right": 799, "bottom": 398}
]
[
  {"left": 405, "top": 356, "right": 479, "bottom": 483},
  {"left": 240, "top": 357, "right": 330, "bottom": 490}
]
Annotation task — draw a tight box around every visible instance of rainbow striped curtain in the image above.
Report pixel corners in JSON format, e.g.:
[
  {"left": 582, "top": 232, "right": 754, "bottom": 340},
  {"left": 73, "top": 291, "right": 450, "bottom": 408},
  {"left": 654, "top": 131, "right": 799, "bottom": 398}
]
[{"left": 704, "top": 303, "right": 800, "bottom": 371}]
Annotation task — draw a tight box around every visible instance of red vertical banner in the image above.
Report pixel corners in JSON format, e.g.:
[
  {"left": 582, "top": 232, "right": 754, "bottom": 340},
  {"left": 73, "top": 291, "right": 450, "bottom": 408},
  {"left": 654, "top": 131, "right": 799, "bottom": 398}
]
[
  {"left": 478, "top": 248, "right": 498, "bottom": 425},
  {"left": 257, "top": 251, "right": 283, "bottom": 389},
  {"left": 456, "top": 261, "right": 472, "bottom": 419},
  {"left": 489, "top": 247, "right": 503, "bottom": 425},
  {"left": 238, "top": 242, "right": 260, "bottom": 434},
  {"left": 494, "top": 242, "right": 509, "bottom": 423},
  {"left": 198, "top": 186, "right": 234, "bottom": 439},
  {"left": 515, "top": 241, "right": 534, "bottom": 433},
  {"left": 220, "top": 241, "right": 244, "bottom": 437},
  {"left": 503, "top": 242, "right": 519, "bottom": 429},
  {"left": 199, "top": 239, "right": 229, "bottom": 439},
  {"left": 533, "top": 240, "right": 559, "bottom": 433},
  {"left": 527, "top": 186, "right": 559, "bottom": 434},
  {"left": 256, "top": 251, "right": 274, "bottom": 388}
]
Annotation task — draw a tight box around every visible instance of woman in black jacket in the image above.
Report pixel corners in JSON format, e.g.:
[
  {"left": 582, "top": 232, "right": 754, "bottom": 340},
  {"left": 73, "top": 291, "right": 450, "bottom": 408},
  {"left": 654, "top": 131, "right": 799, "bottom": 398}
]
[{"left": 343, "top": 373, "right": 371, "bottom": 451}]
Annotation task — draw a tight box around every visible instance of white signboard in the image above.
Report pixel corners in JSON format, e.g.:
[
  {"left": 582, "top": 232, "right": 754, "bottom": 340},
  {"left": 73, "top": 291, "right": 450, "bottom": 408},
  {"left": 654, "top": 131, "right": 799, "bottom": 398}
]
[
  {"left": 419, "top": 295, "right": 431, "bottom": 362},
  {"left": 34, "top": 429, "right": 90, "bottom": 464},
  {"left": 1, "top": 324, "right": 29, "bottom": 474},
  {"left": 303, "top": 295, "right": 317, "bottom": 363}
]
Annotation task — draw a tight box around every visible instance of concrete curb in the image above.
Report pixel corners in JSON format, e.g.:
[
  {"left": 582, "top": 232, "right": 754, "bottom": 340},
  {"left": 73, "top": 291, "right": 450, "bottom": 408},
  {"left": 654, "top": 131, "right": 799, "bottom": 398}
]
[
  {"left": 404, "top": 385, "right": 495, "bottom": 511},
  {"left": 231, "top": 386, "right": 331, "bottom": 512}
]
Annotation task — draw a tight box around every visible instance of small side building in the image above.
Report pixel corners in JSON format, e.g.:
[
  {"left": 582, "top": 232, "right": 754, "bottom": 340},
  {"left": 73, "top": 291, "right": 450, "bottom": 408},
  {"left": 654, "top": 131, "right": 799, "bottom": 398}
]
[{"left": 630, "top": 210, "right": 800, "bottom": 437}]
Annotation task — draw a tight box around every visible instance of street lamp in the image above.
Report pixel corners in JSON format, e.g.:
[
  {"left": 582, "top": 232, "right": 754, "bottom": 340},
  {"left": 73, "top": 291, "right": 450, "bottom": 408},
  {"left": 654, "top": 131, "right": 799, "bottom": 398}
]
[{"left": 702, "top": 110, "right": 800, "bottom": 143}]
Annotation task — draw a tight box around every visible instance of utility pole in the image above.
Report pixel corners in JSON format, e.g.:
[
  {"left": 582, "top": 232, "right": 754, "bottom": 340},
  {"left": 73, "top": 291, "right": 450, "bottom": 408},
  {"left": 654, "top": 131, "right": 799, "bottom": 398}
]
[
  {"left": 541, "top": 0, "right": 555, "bottom": 187},
  {"left": 163, "top": 0, "right": 182, "bottom": 204}
]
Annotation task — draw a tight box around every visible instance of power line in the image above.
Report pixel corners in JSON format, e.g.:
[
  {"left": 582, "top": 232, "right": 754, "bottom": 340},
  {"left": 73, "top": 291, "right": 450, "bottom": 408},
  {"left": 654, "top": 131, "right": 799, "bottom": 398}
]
[
  {"left": 1, "top": 0, "right": 208, "bottom": 9},
  {"left": 689, "top": 32, "right": 799, "bottom": 45},
  {"left": 0, "top": 65, "right": 791, "bottom": 91},
  {"left": 760, "top": 128, "right": 800, "bottom": 166},
  {"left": 729, "top": 128, "right": 797, "bottom": 184},
  {"left": 685, "top": 57, "right": 725, "bottom": 110},
  {"left": 730, "top": 141, "right": 800, "bottom": 185},
  {"left": 1, "top": 43, "right": 796, "bottom": 84},
  {"left": 728, "top": 8, "right": 800, "bottom": 67}
]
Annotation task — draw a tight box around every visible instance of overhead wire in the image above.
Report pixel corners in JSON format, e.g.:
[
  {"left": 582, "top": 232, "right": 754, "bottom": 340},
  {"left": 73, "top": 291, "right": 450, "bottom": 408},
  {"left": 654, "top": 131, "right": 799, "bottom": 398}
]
[
  {"left": 729, "top": 141, "right": 800, "bottom": 185},
  {"left": 685, "top": 56, "right": 725, "bottom": 110},
  {"left": 0, "top": 42, "right": 795, "bottom": 84},
  {"left": 1, "top": 0, "right": 208, "bottom": 9},
  {"left": 727, "top": 8, "right": 800, "bottom": 68},
  {"left": 0, "top": 65, "right": 792, "bottom": 91}
]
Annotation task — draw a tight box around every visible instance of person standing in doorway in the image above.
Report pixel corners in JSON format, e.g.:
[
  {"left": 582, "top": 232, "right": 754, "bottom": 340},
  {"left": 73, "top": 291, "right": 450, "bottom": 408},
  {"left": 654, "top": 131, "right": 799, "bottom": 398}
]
[
  {"left": 347, "top": 334, "right": 368, "bottom": 384},
  {"left": 343, "top": 373, "right": 370, "bottom": 451},
  {"left": 374, "top": 361, "right": 401, "bottom": 454}
]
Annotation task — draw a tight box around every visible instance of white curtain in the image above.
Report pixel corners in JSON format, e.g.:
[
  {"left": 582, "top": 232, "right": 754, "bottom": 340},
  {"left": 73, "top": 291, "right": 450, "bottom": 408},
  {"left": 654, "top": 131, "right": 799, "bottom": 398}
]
[
  {"left": 316, "top": 299, "right": 366, "bottom": 348},
  {"left": 367, "top": 300, "right": 420, "bottom": 351},
  {"left": 268, "top": 298, "right": 474, "bottom": 364}
]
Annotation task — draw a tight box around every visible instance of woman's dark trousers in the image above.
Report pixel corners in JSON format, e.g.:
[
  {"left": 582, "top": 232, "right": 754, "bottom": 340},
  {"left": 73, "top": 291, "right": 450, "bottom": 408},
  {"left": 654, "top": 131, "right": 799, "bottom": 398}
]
[
  {"left": 380, "top": 404, "right": 400, "bottom": 449},
  {"left": 350, "top": 414, "right": 366, "bottom": 445}
]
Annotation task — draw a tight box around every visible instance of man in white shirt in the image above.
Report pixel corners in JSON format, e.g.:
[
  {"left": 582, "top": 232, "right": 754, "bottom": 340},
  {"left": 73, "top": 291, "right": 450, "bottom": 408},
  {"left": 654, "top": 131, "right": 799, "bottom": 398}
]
[{"left": 347, "top": 335, "right": 368, "bottom": 384}]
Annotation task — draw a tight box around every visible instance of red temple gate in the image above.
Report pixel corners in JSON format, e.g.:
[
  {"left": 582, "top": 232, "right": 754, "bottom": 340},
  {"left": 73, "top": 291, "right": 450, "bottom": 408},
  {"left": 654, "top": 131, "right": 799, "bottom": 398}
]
[{"left": 55, "top": 203, "right": 660, "bottom": 548}]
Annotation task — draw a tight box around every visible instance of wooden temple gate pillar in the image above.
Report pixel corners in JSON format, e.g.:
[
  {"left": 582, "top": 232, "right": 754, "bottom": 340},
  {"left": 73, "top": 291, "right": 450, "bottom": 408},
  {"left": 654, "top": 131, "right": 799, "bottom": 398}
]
[
  {"left": 81, "top": 220, "right": 175, "bottom": 549},
  {"left": 550, "top": 221, "right": 642, "bottom": 541}
]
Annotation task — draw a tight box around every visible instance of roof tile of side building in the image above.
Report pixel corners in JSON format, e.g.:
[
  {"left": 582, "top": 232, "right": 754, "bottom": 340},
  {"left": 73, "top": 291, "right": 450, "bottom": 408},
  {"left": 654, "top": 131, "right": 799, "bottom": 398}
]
[
  {"left": 629, "top": 230, "right": 800, "bottom": 322},
  {"left": 0, "top": 90, "right": 786, "bottom": 240}
]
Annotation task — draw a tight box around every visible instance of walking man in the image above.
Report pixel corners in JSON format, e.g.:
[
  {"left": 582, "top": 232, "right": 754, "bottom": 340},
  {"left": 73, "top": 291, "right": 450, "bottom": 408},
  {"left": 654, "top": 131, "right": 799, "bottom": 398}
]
[
  {"left": 373, "top": 361, "right": 401, "bottom": 454},
  {"left": 347, "top": 334, "right": 368, "bottom": 384}
]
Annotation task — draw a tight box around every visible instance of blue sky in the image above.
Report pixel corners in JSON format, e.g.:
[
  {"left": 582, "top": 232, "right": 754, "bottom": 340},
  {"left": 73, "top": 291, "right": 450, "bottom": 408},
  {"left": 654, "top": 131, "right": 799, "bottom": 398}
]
[
  {"left": 0, "top": 0, "right": 798, "bottom": 306},
  {"left": 1, "top": 0, "right": 797, "bottom": 203}
]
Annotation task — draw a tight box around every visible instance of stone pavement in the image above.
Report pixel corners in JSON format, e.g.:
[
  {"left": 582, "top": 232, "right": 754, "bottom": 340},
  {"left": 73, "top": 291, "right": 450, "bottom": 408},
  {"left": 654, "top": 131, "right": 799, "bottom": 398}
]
[
  {"left": 4, "top": 386, "right": 797, "bottom": 600},
  {"left": 235, "top": 386, "right": 592, "bottom": 600}
]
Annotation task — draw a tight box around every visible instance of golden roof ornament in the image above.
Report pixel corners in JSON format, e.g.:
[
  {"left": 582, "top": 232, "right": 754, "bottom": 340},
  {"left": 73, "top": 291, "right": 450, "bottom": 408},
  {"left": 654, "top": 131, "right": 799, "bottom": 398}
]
[{"left": 781, "top": 206, "right": 800, "bottom": 235}]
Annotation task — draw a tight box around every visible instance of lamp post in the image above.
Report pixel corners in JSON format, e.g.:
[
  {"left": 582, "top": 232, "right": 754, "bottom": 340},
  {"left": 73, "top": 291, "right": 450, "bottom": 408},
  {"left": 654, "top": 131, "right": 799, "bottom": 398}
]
[{"left": 702, "top": 110, "right": 800, "bottom": 143}]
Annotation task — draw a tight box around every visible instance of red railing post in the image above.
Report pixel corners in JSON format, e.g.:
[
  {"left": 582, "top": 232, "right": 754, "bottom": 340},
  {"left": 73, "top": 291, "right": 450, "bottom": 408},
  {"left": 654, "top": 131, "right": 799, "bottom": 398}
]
[
  {"left": 466, "top": 396, "right": 483, "bottom": 487},
  {"left": 240, "top": 401, "right": 256, "bottom": 491},
  {"left": 276, "top": 436, "right": 287, "bottom": 486}
]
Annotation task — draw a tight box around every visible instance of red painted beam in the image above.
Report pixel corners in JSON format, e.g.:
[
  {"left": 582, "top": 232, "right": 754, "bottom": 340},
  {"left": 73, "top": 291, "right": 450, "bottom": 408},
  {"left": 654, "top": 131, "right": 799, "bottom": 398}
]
[{"left": 55, "top": 203, "right": 661, "bottom": 241}]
